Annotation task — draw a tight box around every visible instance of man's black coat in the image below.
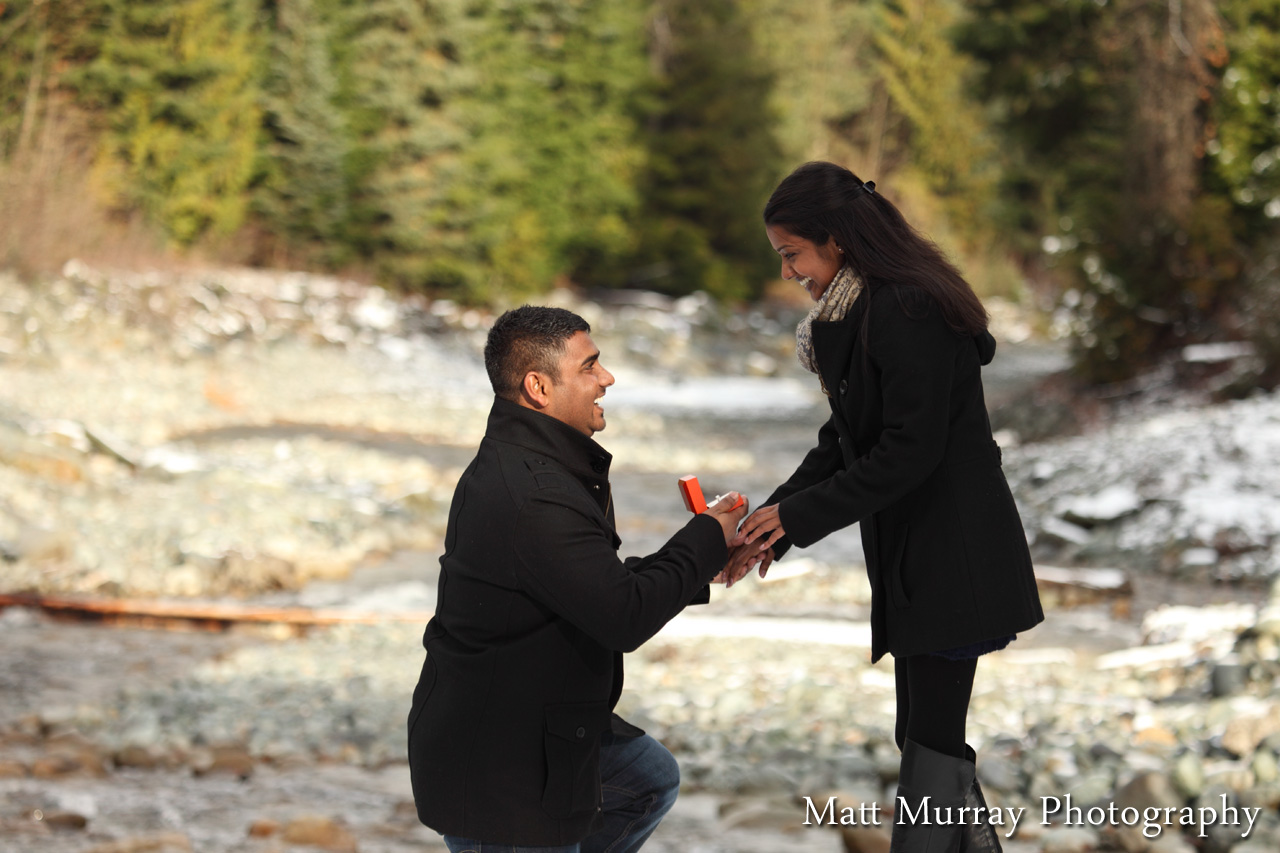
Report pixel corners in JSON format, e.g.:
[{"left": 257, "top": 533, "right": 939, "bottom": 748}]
[
  {"left": 768, "top": 284, "right": 1043, "bottom": 662},
  {"left": 407, "top": 398, "right": 726, "bottom": 844}
]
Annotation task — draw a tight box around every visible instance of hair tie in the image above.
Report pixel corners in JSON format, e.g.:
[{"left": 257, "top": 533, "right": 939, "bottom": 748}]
[{"left": 863, "top": 180, "right": 876, "bottom": 196}]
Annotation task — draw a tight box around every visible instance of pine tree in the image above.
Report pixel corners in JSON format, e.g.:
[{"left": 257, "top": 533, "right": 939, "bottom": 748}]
[
  {"left": 957, "top": 0, "right": 1232, "bottom": 382},
  {"left": 632, "top": 0, "right": 783, "bottom": 300},
  {"left": 443, "top": 0, "right": 651, "bottom": 299},
  {"left": 875, "top": 0, "right": 999, "bottom": 247},
  {"left": 1211, "top": 0, "right": 1280, "bottom": 385},
  {"left": 83, "top": 0, "right": 263, "bottom": 245},
  {"left": 256, "top": 0, "right": 349, "bottom": 260}
]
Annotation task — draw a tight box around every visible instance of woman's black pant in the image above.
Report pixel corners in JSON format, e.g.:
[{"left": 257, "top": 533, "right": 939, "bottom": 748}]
[{"left": 893, "top": 653, "right": 977, "bottom": 760}]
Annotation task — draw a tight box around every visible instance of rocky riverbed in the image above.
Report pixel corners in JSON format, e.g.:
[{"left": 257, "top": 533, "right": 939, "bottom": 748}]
[{"left": 1, "top": 262, "right": 1278, "bottom": 852}]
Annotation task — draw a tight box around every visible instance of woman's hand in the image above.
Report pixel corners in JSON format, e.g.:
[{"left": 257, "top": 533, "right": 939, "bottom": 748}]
[
  {"left": 732, "top": 504, "right": 786, "bottom": 553},
  {"left": 704, "top": 492, "right": 749, "bottom": 546}
]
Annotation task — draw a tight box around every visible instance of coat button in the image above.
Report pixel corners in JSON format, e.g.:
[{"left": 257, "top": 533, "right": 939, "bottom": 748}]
[
  {"left": 576, "top": 727, "right": 586, "bottom": 738},
  {"left": 839, "top": 379, "right": 848, "bottom": 395}
]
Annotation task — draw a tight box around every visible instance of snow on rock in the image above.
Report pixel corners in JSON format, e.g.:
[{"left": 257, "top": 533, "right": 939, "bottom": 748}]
[{"left": 1006, "top": 390, "right": 1280, "bottom": 581}]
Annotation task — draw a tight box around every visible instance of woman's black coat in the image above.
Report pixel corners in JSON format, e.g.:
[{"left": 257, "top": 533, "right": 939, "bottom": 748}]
[{"left": 767, "top": 284, "right": 1043, "bottom": 662}]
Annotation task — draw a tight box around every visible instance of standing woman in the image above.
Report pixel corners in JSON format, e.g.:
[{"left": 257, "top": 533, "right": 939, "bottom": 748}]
[{"left": 728, "top": 161, "right": 1043, "bottom": 853}]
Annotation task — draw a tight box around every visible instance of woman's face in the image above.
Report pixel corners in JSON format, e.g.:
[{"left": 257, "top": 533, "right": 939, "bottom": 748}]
[{"left": 766, "top": 224, "right": 843, "bottom": 301}]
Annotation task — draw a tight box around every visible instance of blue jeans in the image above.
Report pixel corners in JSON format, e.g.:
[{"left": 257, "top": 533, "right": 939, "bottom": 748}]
[{"left": 442, "top": 731, "right": 679, "bottom": 853}]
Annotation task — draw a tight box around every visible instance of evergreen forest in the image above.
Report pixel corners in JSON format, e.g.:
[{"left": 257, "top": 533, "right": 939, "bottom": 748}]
[{"left": 3, "top": 0, "right": 1280, "bottom": 384}]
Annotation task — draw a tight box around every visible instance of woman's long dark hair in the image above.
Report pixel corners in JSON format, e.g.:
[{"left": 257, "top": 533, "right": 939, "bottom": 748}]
[{"left": 764, "top": 161, "right": 988, "bottom": 336}]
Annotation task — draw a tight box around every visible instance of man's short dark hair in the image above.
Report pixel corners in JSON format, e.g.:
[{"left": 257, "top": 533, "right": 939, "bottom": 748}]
[{"left": 484, "top": 306, "right": 591, "bottom": 401}]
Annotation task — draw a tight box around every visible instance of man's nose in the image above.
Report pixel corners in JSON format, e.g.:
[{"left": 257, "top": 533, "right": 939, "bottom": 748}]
[{"left": 600, "top": 366, "right": 615, "bottom": 387}]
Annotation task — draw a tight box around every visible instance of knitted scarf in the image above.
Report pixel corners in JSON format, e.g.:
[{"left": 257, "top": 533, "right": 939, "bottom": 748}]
[{"left": 795, "top": 264, "right": 862, "bottom": 395}]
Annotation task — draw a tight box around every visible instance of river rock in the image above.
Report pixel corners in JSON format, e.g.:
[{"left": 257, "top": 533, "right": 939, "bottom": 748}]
[
  {"left": 1040, "top": 826, "right": 1101, "bottom": 853},
  {"left": 1114, "top": 771, "right": 1182, "bottom": 812},
  {"left": 113, "top": 744, "right": 164, "bottom": 770},
  {"left": 1222, "top": 703, "right": 1280, "bottom": 756},
  {"left": 1171, "top": 752, "right": 1205, "bottom": 799},
  {"left": 40, "top": 809, "right": 89, "bottom": 829},
  {"left": 1233, "top": 841, "right": 1280, "bottom": 853},
  {"left": 1146, "top": 834, "right": 1196, "bottom": 853},
  {"left": 31, "top": 741, "right": 108, "bottom": 778},
  {"left": 190, "top": 744, "right": 254, "bottom": 779},
  {"left": 247, "top": 818, "right": 281, "bottom": 837},
  {"left": 1067, "top": 773, "right": 1114, "bottom": 807},
  {"left": 1209, "top": 659, "right": 1247, "bottom": 697},
  {"left": 718, "top": 794, "right": 800, "bottom": 829},
  {"left": 82, "top": 833, "right": 193, "bottom": 853},
  {"left": 1059, "top": 485, "right": 1144, "bottom": 527},
  {"left": 1238, "top": 783, "right": 1280, "bottom": 809},
  {"left": 976, "top": 754, "right": 1022, "bottom": 793},
  {"left": 281, "top": 814, "right": 359, "bottom": 852},
  {"left": 0, "top": 425, "right": 86, "bottom": 483},
  {"left": 1250, "top": 748, "right": 1278, "bottom": 784},
  {"left": 839, "top": 825, "right": 891, "bottom": 853}
]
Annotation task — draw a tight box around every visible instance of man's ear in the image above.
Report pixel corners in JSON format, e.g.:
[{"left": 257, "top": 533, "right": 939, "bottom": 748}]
[{"left": 520, "top": 371, "right": 553, "bottom": 409}]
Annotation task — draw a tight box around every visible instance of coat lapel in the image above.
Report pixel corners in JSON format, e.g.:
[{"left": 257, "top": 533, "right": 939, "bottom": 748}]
[{"left": 810, "top": 294, "right": 867, "bottom": 394}]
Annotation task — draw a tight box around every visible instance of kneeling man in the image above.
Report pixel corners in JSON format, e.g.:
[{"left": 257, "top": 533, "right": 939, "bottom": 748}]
[{"left": 408, "top": 306, "right": 744, "bottom": 851}]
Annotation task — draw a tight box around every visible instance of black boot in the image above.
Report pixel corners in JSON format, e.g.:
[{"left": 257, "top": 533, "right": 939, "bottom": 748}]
[
  {"left": 889, "top": 739, "right": 974, "bottom": 853},
  {"left": 959, "top": 745, "right": 1003, "bottom": 853}
]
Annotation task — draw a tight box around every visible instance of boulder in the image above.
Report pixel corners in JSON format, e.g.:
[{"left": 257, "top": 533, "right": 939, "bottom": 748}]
[{"left": 281, "top": 814, "right": 359, "bottom": 852}]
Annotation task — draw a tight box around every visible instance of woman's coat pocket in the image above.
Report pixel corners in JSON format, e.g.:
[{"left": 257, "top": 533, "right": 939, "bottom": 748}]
[{"left": 886, "top": 523, "right": 912, "bottom": 609}]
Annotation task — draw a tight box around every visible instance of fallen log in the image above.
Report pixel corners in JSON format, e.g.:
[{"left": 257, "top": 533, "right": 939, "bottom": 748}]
[
  {"left": 0, "top": 592, "right": 432, "bottom": 634},
  {"left": 1034, "top": 565, "right": 1133, "bottom": 617}
]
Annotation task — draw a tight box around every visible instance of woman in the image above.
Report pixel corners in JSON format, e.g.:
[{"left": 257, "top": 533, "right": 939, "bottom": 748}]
[{"left": 727, "top": 161, "right": 1043, "bottom": 853}]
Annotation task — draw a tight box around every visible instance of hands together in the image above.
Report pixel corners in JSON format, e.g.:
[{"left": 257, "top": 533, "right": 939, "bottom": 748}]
[{"left": 709, "top": 501, "right": 784, "bottom": 588}]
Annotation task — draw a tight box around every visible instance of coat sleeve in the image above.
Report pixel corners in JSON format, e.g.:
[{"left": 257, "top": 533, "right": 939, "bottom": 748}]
[
  {"left": 778, "top": 289, "right": 959, "bottom": 549},
  {"left": 511, "top": 489, "right": 727, "bottom": 652}
]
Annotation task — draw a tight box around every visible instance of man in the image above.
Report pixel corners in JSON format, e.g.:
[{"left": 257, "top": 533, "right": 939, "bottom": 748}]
[{"left": 408, "top": 306, "right": 745, "bottom": 852}]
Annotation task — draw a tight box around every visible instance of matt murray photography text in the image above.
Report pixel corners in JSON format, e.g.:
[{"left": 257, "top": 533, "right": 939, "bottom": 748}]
[{"left": 803, "top": 794, "right": 1262, "bottom": 839}]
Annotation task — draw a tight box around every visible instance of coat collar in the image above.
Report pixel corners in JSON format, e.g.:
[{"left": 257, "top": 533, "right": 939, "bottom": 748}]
[{"left": 484, "top": 396, "right": 613, "bottom": 484}]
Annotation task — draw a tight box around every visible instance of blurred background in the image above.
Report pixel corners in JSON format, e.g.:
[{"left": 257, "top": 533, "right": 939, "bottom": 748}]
[{"left": 1, "top": 1, "right": 1280, "bottom": 852}]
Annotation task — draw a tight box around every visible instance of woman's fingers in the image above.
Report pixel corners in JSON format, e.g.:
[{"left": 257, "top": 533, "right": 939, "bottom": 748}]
[
  {"left": 758, "top": 527, "right": 785, "bottom": 551},
  {"left": 734, "top": 505, "right": 780, "bottom": 546}
]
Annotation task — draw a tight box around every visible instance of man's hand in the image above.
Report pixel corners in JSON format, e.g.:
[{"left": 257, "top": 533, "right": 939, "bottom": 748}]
[
  {"left": 704, "top": 491, "right": 749, "bottom": 546},
  {"left": 722, "top": 542, "right": 775, "bottom": 587}
]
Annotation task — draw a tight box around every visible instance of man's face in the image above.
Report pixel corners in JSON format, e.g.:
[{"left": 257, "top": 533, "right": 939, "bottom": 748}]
[{"left": 543, "top": 331, "right": 615, "bottom": 436}]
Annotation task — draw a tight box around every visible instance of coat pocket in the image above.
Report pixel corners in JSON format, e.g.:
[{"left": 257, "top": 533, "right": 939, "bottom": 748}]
[
  {"left": 887, "top": 523, "right": 912, "bottom": 609},
  {"left": 541, "top": 701, "right": 609, "bottom": 820},
  {"left": 406, "top": 657, "right": 436, "bottom": 749}
]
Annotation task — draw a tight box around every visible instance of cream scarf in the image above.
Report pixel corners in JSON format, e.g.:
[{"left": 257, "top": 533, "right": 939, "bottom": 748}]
[{"left": 795, "top": 264, "right": 862, "bottom": 395}]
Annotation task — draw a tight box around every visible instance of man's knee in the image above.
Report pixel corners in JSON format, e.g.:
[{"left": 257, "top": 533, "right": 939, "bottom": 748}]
[{"left": 645, "top": 740, "right": 680, "bottom": 814}]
